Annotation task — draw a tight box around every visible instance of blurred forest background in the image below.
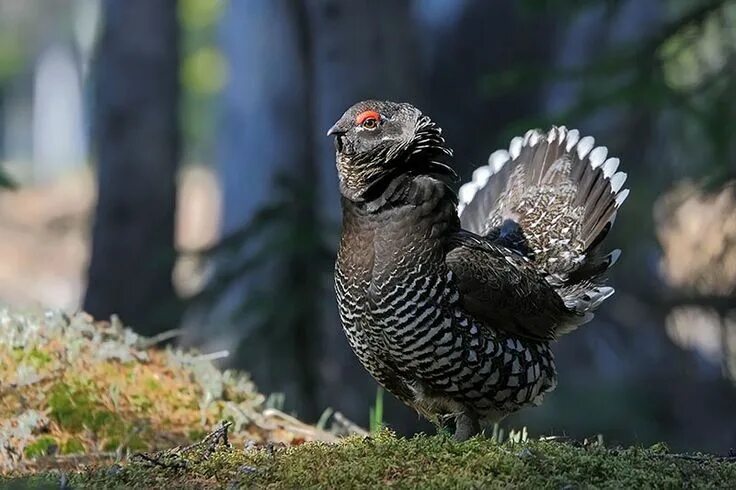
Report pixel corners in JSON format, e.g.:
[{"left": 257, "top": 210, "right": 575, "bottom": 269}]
[{"left": 0, "top": 0, "right": 734, "bottom": 453}]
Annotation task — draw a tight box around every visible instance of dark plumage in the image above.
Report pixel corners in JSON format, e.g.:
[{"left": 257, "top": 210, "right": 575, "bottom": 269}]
[{"left": 330, "top": 100, "right": 628, "bottom": 440}]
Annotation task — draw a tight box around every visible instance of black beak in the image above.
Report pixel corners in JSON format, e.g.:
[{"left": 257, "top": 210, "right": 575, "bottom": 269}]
[
  {"left": 327, "top": 122, "right": 342, "bottom": 137},
  {"left": 327, "top": 122, "right": 347, "bottom": 152}
]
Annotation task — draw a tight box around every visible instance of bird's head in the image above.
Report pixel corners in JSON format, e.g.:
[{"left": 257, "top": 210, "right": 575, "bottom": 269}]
[{"left": 327, "top": 100, "right": 455, "bottom": 202}]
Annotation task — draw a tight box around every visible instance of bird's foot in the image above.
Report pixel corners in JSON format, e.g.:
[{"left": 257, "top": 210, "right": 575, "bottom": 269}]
[{"left": 453, "top": 412, "right": 480, "bottom": 442}]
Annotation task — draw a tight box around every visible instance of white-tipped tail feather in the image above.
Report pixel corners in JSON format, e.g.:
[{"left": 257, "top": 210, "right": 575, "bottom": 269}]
[{"left": 457, "top": 126, "right": 629, "bottom": 331}]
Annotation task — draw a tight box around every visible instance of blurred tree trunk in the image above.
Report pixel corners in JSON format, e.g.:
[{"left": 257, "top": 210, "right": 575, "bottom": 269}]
[
  {"left": 184, "top": 0, "right": 422, "bottom": 424},
  {"left": 0, "top": 84, "right": 4, "bottom": 159},
  {"left": 416, "top": 0, "right": 556, "bottom": 180},
  {"left": 306, "top": 0, "right": 422, "bottom": 427},
  {"left": 85, "top": 0, "right": 180, "bottom": 336},
  {"left": 187, "top": 0, "right": 322, "bottom": 418}
]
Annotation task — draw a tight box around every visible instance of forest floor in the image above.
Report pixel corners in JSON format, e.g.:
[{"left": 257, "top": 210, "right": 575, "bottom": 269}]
[
  {"left": 7, "top": 429, "right": 736, "bottom": 488},
  {"left": 1, "top": 307, "right": 735, "bottom": 488},
  {"left": 0, "top": 308, "right": 336, "bottom": 475}
]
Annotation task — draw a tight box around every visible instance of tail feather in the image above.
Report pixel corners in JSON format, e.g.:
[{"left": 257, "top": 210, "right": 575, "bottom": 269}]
[{"left": 457, "top": 126, "right": 629, "bottom": 320}]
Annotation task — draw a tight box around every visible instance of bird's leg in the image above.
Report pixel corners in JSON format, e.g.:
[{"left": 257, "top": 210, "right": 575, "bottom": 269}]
[{"left": 454, "top": 411, "right": 480, "bottom": 441}]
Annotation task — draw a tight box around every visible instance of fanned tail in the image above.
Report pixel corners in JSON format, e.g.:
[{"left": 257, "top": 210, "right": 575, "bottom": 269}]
[{"left": 457, "top": 126, "right": 629, "bottom": 331}]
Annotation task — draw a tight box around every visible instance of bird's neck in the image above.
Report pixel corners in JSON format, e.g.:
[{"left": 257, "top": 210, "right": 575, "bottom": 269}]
[{"left": 340, "top": 174, "right": 460, "bottom": 234}]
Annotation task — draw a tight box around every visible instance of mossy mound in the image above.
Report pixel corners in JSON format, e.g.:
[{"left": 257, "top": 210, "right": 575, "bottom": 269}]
[
  {"left": 0, "top": 308, "right": 333, "bottom": 474},
  {"left": 2, "top": 308, "right": 734, "bottom": 488},
  {"left": 9, "top": 430, "right": 736, "bottom": 488}
]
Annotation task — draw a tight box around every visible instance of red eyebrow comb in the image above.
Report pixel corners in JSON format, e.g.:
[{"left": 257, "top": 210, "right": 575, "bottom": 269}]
[{"left": 356, "top": 110, "right": 381, "bottom": 125}]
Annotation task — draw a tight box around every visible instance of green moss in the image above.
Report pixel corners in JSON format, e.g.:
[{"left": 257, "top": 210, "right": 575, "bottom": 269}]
[
  {"left": 48, "top": 381, "right": 96, "bottom": 433},
  {"left": 23, "top": 437, "right": 57, "bottom": 459},
  {"left": 0, "top": 475, "right": 60, "bottom": 489},
  {"left": 128, "top": 393, "right": 154, "bottom": 411},
  {"left": 47, "top": 380, "right": 151, "bottom": 453},
  {"left": 101, "top": 439, "right": 119, "bottom": 453},
  {"left": 10, "top": 347, "right": 53, "bottom": 370},
  {"left": 128, "top": 433, "right": 150, "bottom": 453},
  {"left": 26, "top": 348, "right": 53, "bottom": 369},
  {"left": 61, "top": 438, "right": 85, "bottom": 455},
  {"left": 187, "top": 428, "right": 207, "bottom": 441},
  {"left": 59, "top": 431, "right": 736, "bottom": 489},
  {"left": 143, "top": 375, "right": 161, "bottom": 392},
  {"left": 48, "top": 380, "right": 128, "bottom": 439},
  {"left": 0, "top": 307, "right": 268, "bottom": 475},
  {"left": 102, "top": 428, "right": 149, "bottom": 453}
]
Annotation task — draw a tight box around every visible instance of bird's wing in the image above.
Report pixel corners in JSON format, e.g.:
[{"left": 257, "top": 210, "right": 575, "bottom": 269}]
[
  {"left": 445, "top": 231, "right": 577, "bottom": 342},
  {"left": 455, "top": 127, "right": 629, "bottom": 336}
]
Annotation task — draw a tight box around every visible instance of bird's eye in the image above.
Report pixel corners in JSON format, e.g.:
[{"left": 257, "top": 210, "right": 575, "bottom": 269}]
[
  {"left": 356, "top": 110, "right": 381, "bottom": 130},
  {"left": 362, "top": 117, "right": 378, "bottom": 129}
]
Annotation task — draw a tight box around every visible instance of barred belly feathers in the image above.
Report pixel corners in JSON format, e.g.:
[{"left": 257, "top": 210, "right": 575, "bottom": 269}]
[{"left": 329, "top": 100, "right": 628, "bottom": 440}]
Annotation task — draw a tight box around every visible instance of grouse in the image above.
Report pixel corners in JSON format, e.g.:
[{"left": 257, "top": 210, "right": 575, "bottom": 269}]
[{"left": 329, "top": 100, "right": 628, "bottom": 441}]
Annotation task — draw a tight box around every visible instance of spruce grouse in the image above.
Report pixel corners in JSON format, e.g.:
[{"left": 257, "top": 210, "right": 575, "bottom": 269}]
[{"left": 329, "top": 100, "right": 628, "bottom": 441}]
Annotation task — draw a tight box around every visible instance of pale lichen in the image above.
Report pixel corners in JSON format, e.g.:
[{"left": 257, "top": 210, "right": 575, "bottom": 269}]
[{"left": 0, "top": 307, "right": 333, "bottom": 474}]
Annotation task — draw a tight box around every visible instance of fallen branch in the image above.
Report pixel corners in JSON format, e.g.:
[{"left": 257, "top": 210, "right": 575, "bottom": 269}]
[
  {"left": 131, "top": 421, "right": 233, "bottom": 470},
  {"left": 261, "top": 408, "right": 339, "bottom": 442},
  {"left": 331, "top": 411, "right": 369, "bottom": 437}
]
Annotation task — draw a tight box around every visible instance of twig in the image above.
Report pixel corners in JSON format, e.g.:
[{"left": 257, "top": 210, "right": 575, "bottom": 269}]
[
  {"left": 137, "top": 329, "right": 182, "bottom": 348},
  {"left": 262, "top": 408, "right": 339, "bottom": 442},
  {"left": 262, "top": 408, "right": 312, "bottom": 429},
  {"left": 201, "top": 421, "right": 231, "bottom": 448},
  {"left": 190, "top": 350, "right": 230, "bottom": 362},
  {"left": 331, "top": 411, "right": 370, "bottom": 437},
  {"left": 132, "top": 421, "right": 233, "bottom": 469},
  {"left": 131, "top": 451, "right": 187, "bottom": 470}
]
